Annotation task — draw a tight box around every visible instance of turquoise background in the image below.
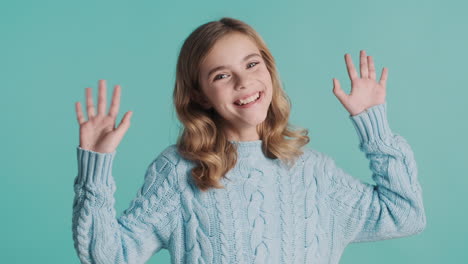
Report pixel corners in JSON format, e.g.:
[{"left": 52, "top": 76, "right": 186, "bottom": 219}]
[{"left": 2, "top": 0, "right": 467, "bottom": 263}]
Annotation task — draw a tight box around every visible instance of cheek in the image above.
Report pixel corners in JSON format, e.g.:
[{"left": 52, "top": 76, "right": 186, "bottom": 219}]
[
  {"left": 259, "top": 67, "right": 272, "bottom": 84},
  {"left": 210, "top": 90, "right": 233, "bottom": 107},
  {"left": 261, "top": 72, "right": 273, "bottom": 92},
  {"left": 265, "top": 77, "right": 274, "bottom": 103}
]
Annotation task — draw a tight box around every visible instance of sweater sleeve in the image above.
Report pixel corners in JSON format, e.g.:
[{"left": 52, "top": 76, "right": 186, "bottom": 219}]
[
  {"left": 72, "top": 147, "right": 181, "bottom": 264},
  {"left": 322, "top": 102, "right": 426, "bottom": 244}
]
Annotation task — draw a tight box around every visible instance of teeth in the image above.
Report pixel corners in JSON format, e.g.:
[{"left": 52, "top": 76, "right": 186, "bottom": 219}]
[{"left": 236, "top": 92, "right": 260, "bottom": 105}]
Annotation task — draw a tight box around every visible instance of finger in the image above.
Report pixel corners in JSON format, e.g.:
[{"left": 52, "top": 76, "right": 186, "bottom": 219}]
[
  {"left": 379, "top": 67, "right": 388, "bottom": 86},
  {"left": 332, "top": 78, "right": 348, "bottom": 105},
  {"left": 360, "top": 50, "right": 368, "bottom": 78},
  {"left": 344, "top": 53, "right": 359, "bottom": 80},
  {"left": 368, "top": 56, "right": 376, "bottom": 80},
  {"left": 75, "top": 101, "right": 86, "bottom": 125},
  {"left": 98, "top": 79, "right": 107, "bottom": 116},
  {"left": 115, "top": 111, "right": 133, "bottom": 137},
  {"left": 86, "top": 87, "right": 96, "bottom": 118},
  {"left": 109, "top": 85, "right": 121, "bottom": 118}
]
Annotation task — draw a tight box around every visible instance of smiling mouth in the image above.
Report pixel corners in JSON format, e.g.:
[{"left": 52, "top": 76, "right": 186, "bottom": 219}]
[
  {"left": 233, "top": 91, "right": 263, "bottom": 107},
  {"left": 234, "top": 91, "right": 262, "bottom": 106}
]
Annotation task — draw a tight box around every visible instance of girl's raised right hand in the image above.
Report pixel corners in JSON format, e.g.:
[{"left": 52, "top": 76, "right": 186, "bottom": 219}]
[{"left": 75, "top": 79, "right": 133, "bottom": 154}]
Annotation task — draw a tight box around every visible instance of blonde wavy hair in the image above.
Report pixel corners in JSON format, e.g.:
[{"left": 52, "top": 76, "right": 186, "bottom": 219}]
[{"left": 173, "top": 17, "right": 310, "bottom": 192}]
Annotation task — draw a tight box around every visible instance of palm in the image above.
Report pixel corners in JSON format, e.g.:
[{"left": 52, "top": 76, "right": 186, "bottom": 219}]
[
  {"left": 332, "top": 50, "right": 387, "bottom": 116},
  {"left": 79, "top": 115, "right": 119, "bottom": 153},
  {"left": 75, "top": 80, "right": 133, "bottom": 153}
]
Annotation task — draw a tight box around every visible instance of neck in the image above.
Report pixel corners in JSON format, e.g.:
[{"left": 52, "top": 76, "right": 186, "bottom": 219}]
[{"left": 223, "top": 125, "right": 260, "bottom": 142}]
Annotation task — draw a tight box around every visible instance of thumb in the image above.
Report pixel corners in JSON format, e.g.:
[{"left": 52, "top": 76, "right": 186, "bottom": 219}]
[
  {"left": 115, "top": 111, "right": 133, "bottom": 137},
  {"left": 332, "top": 78, "right": 348, "bottom": 105}
]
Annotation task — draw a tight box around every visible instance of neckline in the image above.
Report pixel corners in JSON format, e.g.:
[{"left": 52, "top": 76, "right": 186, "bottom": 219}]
[
  {"left": 228, "top": 139, "right": 262, "bottom": 145},
  {"left": 228, "top": 139, "right": 263, "bottom": 158}
]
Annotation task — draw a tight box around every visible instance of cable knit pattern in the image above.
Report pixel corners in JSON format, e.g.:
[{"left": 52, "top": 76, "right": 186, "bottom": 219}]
[
  {"left": 223, "top": 173, "right": 248, "bottom": 264},
  {"left": 277, "top": 167, "right": 293, "bottom": 264},
  {"left": 245, "top": 168, "right": 268, "bottom": 263},
  {"left": 181, "top": 181, "right": 214, "bottom": 263},
  {"left": 212, "top": 183, "right": 231, "bottom": 263},
  {"left": 72, "top": 102, "right": 426, "bottom": 264},
  {"left": 72, "top": 148, "right": 181, "bottom": 264}
]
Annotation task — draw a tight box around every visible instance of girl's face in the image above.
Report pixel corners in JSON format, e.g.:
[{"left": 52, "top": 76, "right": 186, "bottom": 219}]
[{"left": 198, "top": 32, "right": 273, "bottom": 141}]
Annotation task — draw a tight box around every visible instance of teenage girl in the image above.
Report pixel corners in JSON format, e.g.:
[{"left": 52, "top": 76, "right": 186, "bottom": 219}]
[{"left": 73, "top": 17, "right": 426, "bottom": 264}]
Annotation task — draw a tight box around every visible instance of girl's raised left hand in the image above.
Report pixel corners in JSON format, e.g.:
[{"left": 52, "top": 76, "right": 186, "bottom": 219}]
[{"left": 332, "top": 50, "right": 387, "bottom": 116}]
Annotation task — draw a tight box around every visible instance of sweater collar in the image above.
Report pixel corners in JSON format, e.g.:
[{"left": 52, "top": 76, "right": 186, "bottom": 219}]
[{"left": 228, "top": 139, "right": 264, "bottom": 158}]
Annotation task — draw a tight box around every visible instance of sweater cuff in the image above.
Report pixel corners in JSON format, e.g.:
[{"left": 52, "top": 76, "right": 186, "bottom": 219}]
[
  {"left": 75, "top": 146, "right": 117, "bottom": 188},
  {"left": 349, "top": 102, "right": 393, "bottom": 144}
]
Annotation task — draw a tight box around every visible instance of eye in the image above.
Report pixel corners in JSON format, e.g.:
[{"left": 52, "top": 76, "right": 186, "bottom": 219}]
[
  {"left": 212, "top": 61, "right": 261, "bottom": 82},
  {"left": 247, "top": 61, "right": 260, "bottom": 68},
  {"left": 213, "top": 73, "right": 228, "bottom": 81}
]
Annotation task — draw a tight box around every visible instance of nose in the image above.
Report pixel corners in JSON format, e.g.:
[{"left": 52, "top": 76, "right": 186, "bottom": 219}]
[{"left": 234, "top": 72, "right": 250, "bottom": 91}]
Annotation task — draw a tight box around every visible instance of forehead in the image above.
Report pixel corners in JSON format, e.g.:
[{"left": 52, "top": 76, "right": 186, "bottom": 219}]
[{"left": 201, "top": 33, "right": 260, "bottom": 70}]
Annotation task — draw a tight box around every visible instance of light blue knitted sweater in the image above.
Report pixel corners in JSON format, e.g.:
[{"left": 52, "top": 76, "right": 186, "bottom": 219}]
[{"left": 72, "top": 102, "right": 426, "bottom": 264}]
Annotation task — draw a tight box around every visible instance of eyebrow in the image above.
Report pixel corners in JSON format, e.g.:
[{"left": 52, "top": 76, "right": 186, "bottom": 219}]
[{"left": 206, "top": 53, "right": 261, "bottom": 79}]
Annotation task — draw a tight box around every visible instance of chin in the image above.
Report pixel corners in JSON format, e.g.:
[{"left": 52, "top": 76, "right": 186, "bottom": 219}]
[{"left": 243, "top": 113, "right": 268, "bottom": 127}]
